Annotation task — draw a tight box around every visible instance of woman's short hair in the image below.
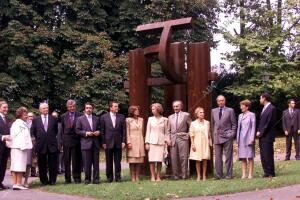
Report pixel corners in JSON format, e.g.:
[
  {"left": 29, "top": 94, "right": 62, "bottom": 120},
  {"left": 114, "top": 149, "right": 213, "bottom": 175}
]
[
  {"left": 128, "top": 105, "right": 140, "bottom": 117},
  {"left": 194, "top": 107, "right": 204, "bottom": 118},
  {"left": 240, "top": 99, "right": 251, "bottom": 108},
  {"left": 150, "top": 103, "right": 164, "bottom": 115},
  {"left": 15, "top": 107, "right": 28, "bottom": 119}
]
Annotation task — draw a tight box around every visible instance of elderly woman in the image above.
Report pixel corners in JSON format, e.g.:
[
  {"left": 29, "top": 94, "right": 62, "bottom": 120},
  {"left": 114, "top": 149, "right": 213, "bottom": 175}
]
[
  {"left": 9, "top": 107, "right": 33, "bottom": 190},
  {"left": 145, "top": 103, "right": 168, "bottom": 182},
  {"left": 237, "top": 100, "right": 256, "bottom": 179},
  {"left": 126, "top": 105, "right": 145, "bottom": 182},
  {"left": 189, "top": 107, "right": 212, "bottom": 181}
]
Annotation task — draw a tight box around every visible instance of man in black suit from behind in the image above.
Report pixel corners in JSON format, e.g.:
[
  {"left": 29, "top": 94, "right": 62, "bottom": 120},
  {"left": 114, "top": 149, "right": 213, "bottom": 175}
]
[
  {"left": 61, "top": 100, "right": 83, "bottom": 183},
  {"left": 76, "top": 102, "right": 101, "bottom": 184},
  {"left": 0, "top": 101, "right": 11, "bottom": 190},
  {"left": 257, "top": 93, "right": 277, "bottom": 178},
  {"left": 31, "top": 102, "right": 58, "bottom": 185},
  {"left": 282, "top": 99, "right": 300, "bottom": 160},
  {"left": 100, "top": 101, "right": 126, "bottom": 182}
]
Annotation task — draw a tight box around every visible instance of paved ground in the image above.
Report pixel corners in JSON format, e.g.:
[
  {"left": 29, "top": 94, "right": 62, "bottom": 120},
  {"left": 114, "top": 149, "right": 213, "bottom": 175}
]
[
  {"left": 179, "top": 184, "right": 300, "bottom": 200},
  {"left": 1, "top": 162, "right": 129, "bottom": 200}
]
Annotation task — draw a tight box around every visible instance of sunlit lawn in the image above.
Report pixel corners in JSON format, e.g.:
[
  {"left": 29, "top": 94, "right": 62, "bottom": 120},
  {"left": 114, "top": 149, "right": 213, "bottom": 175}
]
[{"left": 32, "top": 160, "right": 300, "bottom": 200}]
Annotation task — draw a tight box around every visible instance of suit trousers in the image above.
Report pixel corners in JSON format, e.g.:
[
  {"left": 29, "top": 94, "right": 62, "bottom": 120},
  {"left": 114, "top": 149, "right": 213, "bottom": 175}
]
[
  {"left": 38, "top": 151, "right": 58, "bottom": 184},
  {"left": 170, "top": 138, "right": 189, "bottom": 178},
  {"left": 259, "top": 140, "right": 275, "bottom": 177},
  {"left": 285, "top": 129, "right": 299, "bottom": 159},
  {"left": 64, "top": 144, "right": 82, "bottom": 182},
  {"left": 81, "top": 144, "right": 99, "bottom": 183},
  {"left": 105, "top": 146, "right": 122, "bottom": 181},
  {"left": 0, "top": 146, "right": 10, "bottom": 184},
  {"left": 214, "top": 139, "right": 233, "bottom": 179}
]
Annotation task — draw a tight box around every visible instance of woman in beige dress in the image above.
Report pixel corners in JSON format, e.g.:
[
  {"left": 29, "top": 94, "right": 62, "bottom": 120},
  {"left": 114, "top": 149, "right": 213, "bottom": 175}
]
[
  {"left": 145, "top": 103, "right": 168, "bottom": 182},
  {"left": 9, "top": 107, "right": 33, "bottom": 190},
  {"left": 189, "top": 107, "right": 212, "bottom": 181},
  {"left": 126, "top": 105, "right": 145, "bottom": 182}
]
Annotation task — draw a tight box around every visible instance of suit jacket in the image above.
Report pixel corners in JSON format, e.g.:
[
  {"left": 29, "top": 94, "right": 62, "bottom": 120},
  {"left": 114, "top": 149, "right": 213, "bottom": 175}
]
[
  {"left": 75, "top": 114, "right": 101, "bottom": 150},
  {"left": 100, "top": 112, "right": 126, "bottom": 149},
  {"left": 282, "top": 108, "right": 300, "bottom": 133},
  {"left": 0, "top": 116, "right": 10, "bottom": 151},
  {"left": 211, "top": 107, "right": 237, "bottom": 144},
  {"left": 167, "top": 111, "right": 191, "bottom": 146},
  {"left": 258, "top": 103, "right": 277, "bottom": 142},
  {"left": 237, "top": 112, "right": 256, "bottom": 147},
  {"left": 31, "top": 115, "right": 58, "bottom": 154},
  {"left": 61, "top": 111, "right": 83, "bottom": 147},
  {"left": 145, "top": 116, "right": 168, "bottom": 145}
]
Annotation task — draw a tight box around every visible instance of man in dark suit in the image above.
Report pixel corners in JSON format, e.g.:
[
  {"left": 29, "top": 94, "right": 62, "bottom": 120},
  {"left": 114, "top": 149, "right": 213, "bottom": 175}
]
[
  {"left": 257, "top": 93, "right": 277, "bottom": 178},
  {"left": 61, "top": 100, "right": 83, "bottom": 183},
  {"left": 211, "top": 95, "right": 237, "bottom": 179},
  {"left": 31, "top": 102, "right": 59, "bottom": 185},
  {"left": 76, "top": 102, "right": 101, "bottom": 184},
  {"left": 100, "top": 101, "right": 126, "bottom": 182},
  {"left": 282, "top": 99, "right": 300, "bottom": 160},
  {"left": 0, "top": 101, "right": 11, "bottom": 190}
]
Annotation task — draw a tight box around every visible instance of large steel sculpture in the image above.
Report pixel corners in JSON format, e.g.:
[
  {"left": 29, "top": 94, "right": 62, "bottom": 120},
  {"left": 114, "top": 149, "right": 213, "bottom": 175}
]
[{"left": 124, "top": 17, "right": 218, "bottom": 175}]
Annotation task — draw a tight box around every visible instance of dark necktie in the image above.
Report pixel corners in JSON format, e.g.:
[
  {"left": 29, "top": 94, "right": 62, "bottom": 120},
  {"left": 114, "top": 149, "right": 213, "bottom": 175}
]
[
  {"left": 2, "top": 116, "right": 6, "bottom": 124},
  {"left": 219, "top": 108, "right": 223, "bottom": 119},
  {"left": 175, "top": 113, "right": 179, "bottom": 130},
  {"left": 43, "top": 116, "right": 48, "bottom": 131},
  {"left": 68, "top": 113, "right": 74, "bottom": 127}
]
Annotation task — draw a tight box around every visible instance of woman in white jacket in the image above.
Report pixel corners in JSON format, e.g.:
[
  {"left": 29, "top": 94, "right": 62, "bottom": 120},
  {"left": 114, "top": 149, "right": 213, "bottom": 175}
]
[{"left": 9, "top": 107, "right": 32, "bottom": 190}]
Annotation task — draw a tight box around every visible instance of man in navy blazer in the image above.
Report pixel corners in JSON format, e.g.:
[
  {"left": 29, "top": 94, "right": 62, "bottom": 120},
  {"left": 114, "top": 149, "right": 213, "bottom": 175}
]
[
  {"left": 257, "top": 93, "right": 277, "bottom": 178},
  {"left": 31, "top": 103, "right": 58, "bottom": 185},
  {"left": 76, "top": 102, "right": 101, "bottom": 184},
  {"left": 100, "top": 101, "right": 126, "bottom": 182},
  {"left": 0, "top": 101, "right": 11, "bottom": 190}
]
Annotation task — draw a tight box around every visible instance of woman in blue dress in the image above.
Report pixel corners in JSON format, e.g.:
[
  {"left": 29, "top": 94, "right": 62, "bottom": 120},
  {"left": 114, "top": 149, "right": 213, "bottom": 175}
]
[{"left": 237, "top": 100, "right": 256, "bottom": 179}]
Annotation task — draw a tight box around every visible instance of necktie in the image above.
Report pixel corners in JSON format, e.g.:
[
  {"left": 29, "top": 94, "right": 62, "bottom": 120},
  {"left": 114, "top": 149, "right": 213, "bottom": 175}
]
[
  {"left": 290, "top": 109, "right": 293, "bottom": 117},
  {"left": 112, "top": 114, "right": 116, "bottom": 128},
  {"left": 175, "top": 113, "right": 179, "bottom": 131},
  {"left": 43, "top": 116, "right": 48, "bottom": 131},
  {"left": 69, "top": 113, "right": 74, "bottom": 127},
  {"left": 2, "top": 116, "right": 6, "bottom": 124},
  {"left": 88, "top": 115, "right": 93, "bottom": 131},
  {"left": 219, "top": 108, "right": 223, "bottom": 119}
]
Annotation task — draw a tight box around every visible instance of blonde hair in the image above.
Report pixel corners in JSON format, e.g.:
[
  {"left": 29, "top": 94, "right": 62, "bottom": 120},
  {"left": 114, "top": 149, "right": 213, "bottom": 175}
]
[
  {"left": 150, "top": 103, "right": 164, "bottom": 115},
  {"left": 194, "top": 107, "right": 204, "bottom": 118},
  {"left": 240, "top": 99, "right": 251, "bottom": 108},
  {"left": 0, "top": 101, "right": 8, "bottom": 108}
]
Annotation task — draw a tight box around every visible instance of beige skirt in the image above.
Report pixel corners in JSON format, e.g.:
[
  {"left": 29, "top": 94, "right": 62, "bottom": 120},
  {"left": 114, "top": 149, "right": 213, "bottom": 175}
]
[
  {"left": 10, "top": 148, "right": 28, "bottom": 172},
  {"left": 148, "top": 144, "right": 165, "bottom": 162},
  {"left": 127, "top": 157, "right": 144, "bottom": 163}
]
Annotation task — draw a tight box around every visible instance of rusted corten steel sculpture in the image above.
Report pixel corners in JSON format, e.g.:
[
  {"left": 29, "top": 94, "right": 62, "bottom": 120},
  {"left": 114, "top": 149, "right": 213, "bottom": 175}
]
[{"left": 124, "top": 17, "right": 218, "bottom": 175}]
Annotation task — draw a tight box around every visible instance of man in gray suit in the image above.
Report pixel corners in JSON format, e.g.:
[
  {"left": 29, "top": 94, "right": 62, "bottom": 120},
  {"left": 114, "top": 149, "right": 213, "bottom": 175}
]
[
  {"left": 167, "top": 100, "right": 191, "bottom": 179},
  {"left": 211, "top": 95, "right": 237, "bottom": 179},
  {"left": 282, "top": 99, "right": 300, "bottom": 160}
]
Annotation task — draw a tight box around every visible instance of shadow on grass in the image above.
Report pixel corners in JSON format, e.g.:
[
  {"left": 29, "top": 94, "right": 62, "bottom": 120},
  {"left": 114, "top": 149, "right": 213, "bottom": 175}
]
[{"left": 31, "top": 160, "right": 300, "bottom": 200}]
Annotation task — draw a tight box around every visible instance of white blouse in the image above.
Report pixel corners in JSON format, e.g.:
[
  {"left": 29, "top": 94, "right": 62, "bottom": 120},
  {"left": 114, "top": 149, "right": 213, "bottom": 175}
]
[{"left": 10, "top": 119, "right": 33, "bottom": 150}]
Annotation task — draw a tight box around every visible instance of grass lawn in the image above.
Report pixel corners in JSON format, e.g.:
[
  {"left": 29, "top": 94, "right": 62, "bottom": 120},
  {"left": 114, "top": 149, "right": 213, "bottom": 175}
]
[{"left": 32, "top": 160, "right": 300, "bottom": 200}]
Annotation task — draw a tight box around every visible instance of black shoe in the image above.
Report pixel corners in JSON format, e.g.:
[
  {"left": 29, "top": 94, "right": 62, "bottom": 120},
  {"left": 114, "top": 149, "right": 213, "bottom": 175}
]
[
  {"left": 65, "top": 180, "right": 71, "bottom": 184},
  {"left": 107, "top": 178, "right": 113, "bottom": 183},
  {"left": 84, "top": 180, "right": 91, "bottom": 184},
  {"left": 172, "top": 176, "right": 179, "bottom": 180},
  {"left": 0, "top": 183, "right": 9, "bottom": 189},
  {"left": 74, "top": 180, "right": 81, "bottom": 184},
  {"left": 296, "top": 157, "right": 300, "bottom": 160},
  {"left": 92, "top": 180, "right": 100, "bottom": 184},
  {"left": 284, "top": 158, "right": 290, "bottom": 161},
  {"left": 49, "top": 182, "right": 56, "bottom": 185},
  {"left": 115, "top": 179, "right": 121, "bottom": 182},
  {"left": 225, "top": 176, "right": 233, "bottom": 180}
]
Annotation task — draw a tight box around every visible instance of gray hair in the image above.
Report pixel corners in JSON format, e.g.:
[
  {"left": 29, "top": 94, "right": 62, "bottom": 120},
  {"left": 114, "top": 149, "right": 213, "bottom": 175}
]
[
  {"left": 39, "top": 102, "right": 49, "bottom": 110},
  {"left": 66, "top": 99, "right": 76, "bottom": 107}
]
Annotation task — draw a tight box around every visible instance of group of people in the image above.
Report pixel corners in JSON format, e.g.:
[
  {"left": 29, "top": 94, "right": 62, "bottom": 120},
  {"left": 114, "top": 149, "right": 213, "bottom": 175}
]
[{"left": 0, "top": 92, "right": 299, "bottom": 190}]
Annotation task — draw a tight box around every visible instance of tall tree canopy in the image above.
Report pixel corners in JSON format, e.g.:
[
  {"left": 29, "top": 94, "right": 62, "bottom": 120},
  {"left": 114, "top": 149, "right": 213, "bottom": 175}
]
[
  {"left": 222, "top": 0, "right": 300, "bottom": 110},
  {"left": 0, "top": 0, "right": 220, "bottom": 114}
]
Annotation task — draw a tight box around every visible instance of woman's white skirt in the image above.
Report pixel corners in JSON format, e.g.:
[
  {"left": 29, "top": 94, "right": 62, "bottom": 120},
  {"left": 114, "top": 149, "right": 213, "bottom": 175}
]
[{"left": 10, "top": 148, "right": 28, "bottom": 172}]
